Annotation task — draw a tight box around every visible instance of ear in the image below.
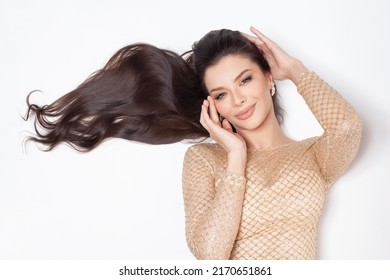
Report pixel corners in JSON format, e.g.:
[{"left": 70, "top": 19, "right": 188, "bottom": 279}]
[{"left": 266, "top": 72, "right": 274, "bottom": 87}]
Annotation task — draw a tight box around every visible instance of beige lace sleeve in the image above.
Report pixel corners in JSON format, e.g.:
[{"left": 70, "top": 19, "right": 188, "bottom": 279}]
[
  {"left": 182, "top": 145, "right": 246, "bottom": 259},
  {"left": 297, "top": 72, "right": 362, "bottom": 184}
]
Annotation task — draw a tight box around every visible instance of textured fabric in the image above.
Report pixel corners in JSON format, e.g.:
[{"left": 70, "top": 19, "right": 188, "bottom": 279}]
[{"left": 182, "top": 72, "right": 362, "bottom": 260}]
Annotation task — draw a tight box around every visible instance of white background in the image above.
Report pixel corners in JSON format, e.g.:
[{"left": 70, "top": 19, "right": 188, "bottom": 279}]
[{"left": 1, "top": 0, "right": 389, "bottom": 259}]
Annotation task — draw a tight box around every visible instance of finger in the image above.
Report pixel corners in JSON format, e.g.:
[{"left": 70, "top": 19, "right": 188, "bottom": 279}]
[
  {"left": 249, "top": 26, "right": 272, "bottom": 45},
  {"left": 240, "top": 31, "right": 265, "bottom": 48},
  {"left": 201, "top": 101, "right": 219, "bottom": 132},
  {"left": 240, "top": 31, "right": 257, "bottom": 41},
  {"left": 200, "top": 103, "right": 210, "bottom": 131},
  {"left": 222, "top": 119, "right": 233, "bottom": 132},
  {"left": 207, "top": 96, "right": 220, "bottom": 124}
]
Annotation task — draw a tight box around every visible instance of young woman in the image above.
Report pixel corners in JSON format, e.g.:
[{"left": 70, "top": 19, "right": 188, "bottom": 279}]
[
  {"left": 182, "top": 27, "right": 361, "bottom": 259},
  {"left": 25, "top": 27, "right": 362, "bottom": 260}
]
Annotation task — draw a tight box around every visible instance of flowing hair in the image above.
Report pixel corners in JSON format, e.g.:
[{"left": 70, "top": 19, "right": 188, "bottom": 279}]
[
  {"left": 25, "top": 44, "right": 208, "bottom": 151},
  {"left": 25, "top": 29, "right": 284, "bottom": 152}
]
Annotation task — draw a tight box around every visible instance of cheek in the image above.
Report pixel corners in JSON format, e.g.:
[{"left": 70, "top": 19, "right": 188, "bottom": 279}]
[
  {"left": 214, "top": 102, "right": 229, "bottom": 116},
  {"left": 249, "top": 87, "right": 268, "bottom": 104},
  {"left": 254, "top": 80, "right": 270, "bottom": 96}
]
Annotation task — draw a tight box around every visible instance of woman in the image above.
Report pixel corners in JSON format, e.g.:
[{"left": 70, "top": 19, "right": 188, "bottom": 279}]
[
  {"left": 25, "top": 27, "right": 362, "bottom": 260},
  {"left": 182, "top": 27, "right": 362, "bottom": 259}
]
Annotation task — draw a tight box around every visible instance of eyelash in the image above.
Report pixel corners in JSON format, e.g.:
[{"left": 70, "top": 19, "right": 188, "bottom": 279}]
[
  {"left": 215, "top": 92, "right": 226, "bottom": 100},
  {"left": 214, "top": 76, "right": 252, "bottom": 100},
  {"left": 240, "top": 76, "right": 252, "bottom": 85}
]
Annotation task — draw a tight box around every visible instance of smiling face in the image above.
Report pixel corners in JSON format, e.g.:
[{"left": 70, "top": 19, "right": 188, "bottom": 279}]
[{"left": 204, "top": 54, "right": 276, "bottom": 133}]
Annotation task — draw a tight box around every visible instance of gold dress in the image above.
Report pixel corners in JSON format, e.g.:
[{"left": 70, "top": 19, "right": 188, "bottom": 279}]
[{"left": 182, "top": 72, "right": 362, "bottom": 260}]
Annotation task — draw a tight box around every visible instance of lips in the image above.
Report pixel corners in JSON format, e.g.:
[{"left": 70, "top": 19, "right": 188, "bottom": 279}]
[{"left": 235, "top": 103, "right": 256, "bottom": 120}]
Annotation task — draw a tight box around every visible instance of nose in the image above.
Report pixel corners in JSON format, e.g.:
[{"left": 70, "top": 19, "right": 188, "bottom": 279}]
[{"left": 232, "top": 89, "right": 246, "bottom": 107}]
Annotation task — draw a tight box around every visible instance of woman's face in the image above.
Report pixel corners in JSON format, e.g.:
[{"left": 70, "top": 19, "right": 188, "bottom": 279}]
[{"left": 204, "top": 54, "right": 275, "bottom": 132}]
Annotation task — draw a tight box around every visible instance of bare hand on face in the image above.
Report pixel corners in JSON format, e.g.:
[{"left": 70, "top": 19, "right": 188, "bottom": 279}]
[
  {"left": 241, "top": 26, "right": 308, "bottom": 85},
  {"left": 200, "top": 97, "right": 247, "bottom": 175},
  {"left": 200, "top": 96, "right": 246, "bottom": 154}
]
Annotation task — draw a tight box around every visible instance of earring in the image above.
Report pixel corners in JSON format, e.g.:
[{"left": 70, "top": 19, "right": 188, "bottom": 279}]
[{"left": 271, "top": 85, "right": 276, "bottom": 96}]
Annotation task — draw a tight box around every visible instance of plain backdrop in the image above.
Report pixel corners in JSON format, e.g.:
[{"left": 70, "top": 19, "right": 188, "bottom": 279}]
[{"left": 1, "top": 0, "right": 389, "bottom": 259}]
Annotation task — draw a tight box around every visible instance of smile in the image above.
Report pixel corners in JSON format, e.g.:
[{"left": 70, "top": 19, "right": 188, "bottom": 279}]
[{"left": 235, "top": 103, "right": 256, "bottom": 120}]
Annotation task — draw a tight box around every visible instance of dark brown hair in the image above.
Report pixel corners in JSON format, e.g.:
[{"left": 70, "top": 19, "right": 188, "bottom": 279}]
[
  {"left": 25, "top": 44, "right": 208, "bottom": 151},
  {"left": 25, "top": 29, "right": 284, "bottom": 151}
]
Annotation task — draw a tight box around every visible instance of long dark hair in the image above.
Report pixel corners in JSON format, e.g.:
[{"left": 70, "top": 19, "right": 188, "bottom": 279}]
[
  {"left": 25, "top": 29, "right": 284, "bottom": 151},
  {"left": 25, "top": 44, "right": 208, "bottom": 151}
]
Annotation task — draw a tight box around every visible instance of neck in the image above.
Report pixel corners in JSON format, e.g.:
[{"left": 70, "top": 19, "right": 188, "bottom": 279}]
[{"left": 236, "top": 114, "right": 294, "bottom": 150}]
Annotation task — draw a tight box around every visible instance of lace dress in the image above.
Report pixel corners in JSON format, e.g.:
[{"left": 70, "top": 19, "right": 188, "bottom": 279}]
[{"left": 182, "top": 72, "right": 362, "bottom": 259}]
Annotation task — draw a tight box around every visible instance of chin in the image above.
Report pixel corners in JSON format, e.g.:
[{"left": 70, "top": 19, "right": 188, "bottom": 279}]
[{"left": 234, "top": 120, "right": 265, "bottom": 132}]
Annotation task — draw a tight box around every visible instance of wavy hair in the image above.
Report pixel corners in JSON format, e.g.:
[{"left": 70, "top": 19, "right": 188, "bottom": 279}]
[
  {"left": 25, "top": 29, "right": 284, "bottom": 151},
  {"left": 25, "top": 44, "right": 208, "bottom": 151}
]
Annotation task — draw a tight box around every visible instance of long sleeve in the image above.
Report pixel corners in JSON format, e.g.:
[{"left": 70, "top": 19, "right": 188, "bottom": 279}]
[
  {"left": 182, "top": 144, "right": 246, "bottom": 259},
  {"left": 297, "top": 72, "right": 362, "bottom": 184}
]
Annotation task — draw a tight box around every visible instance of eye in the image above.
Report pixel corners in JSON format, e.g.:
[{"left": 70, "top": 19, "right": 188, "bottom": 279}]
[
  {"left": 240, "top": 76, "right": 252, "bottom": 85},
  {"left": 214, "top": 92, "right": 227, "bottom": 100}
]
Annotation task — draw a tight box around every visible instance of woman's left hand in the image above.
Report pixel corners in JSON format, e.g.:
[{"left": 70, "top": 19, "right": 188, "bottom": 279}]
[{"left": 241, "top": 26, "right": 308, "bottom": 84}]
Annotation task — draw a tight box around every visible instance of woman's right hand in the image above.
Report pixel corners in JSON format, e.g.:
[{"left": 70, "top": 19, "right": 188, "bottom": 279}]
[
  {"left": 241, "top": 26, "right": 307, "bottom": 85},
  {"left": 200, "top": 96, "right": 247, "bottom": 175}
]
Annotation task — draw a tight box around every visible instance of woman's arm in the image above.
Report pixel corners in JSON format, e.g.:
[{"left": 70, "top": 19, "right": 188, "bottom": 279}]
[
  {"left": 297, "top": 71, "right": 362, "bottom": 184},
  {"left": 182, "top": 145, "right": 246, "bottom": 259},
  {"left": 242, "top": 26, "right": 362, "bottom": 184}
]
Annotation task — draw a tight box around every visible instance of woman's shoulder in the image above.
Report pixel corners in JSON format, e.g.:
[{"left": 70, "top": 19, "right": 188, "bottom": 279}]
[{"left": 184, "top": 142, "right": 225, "bottom": 160}]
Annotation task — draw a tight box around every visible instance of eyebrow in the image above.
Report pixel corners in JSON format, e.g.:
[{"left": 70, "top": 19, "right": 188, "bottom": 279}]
[{"left": 209, "top": 69, "right": 251, "bottom": 95}]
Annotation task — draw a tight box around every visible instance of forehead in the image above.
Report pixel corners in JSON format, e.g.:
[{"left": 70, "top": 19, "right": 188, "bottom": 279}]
[{"left": 204, "top": 54, "right": 259, "bottom": 89}]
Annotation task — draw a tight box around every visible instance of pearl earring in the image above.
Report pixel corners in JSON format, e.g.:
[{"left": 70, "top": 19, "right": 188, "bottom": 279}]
[{"left": 271, "top": 85, "right": 276, "bottom": 96}]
